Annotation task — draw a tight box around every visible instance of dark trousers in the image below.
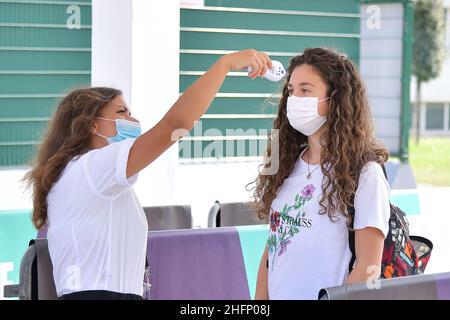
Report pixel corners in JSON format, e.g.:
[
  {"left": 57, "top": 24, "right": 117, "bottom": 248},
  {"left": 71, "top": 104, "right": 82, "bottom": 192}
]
[{"left": 59, "top": 290, "right": 143, "bottom": 300}]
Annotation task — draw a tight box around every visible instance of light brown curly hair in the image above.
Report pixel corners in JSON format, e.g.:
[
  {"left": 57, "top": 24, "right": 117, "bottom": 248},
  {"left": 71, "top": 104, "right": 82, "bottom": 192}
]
[{"left": 248, "top": 47, "right": 389, "bottom": 226}]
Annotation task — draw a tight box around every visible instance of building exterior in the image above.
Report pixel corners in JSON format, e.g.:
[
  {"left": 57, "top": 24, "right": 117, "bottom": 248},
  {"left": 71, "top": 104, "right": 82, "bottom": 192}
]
[
  {"left": 0, "top": 0, "right": 415, "bottom": 214},
  {"left": 410, "top": 0, "right": 450, "bottom": 136},
  {"left": 1, "top": 0, "right": 426, "bottom": 299}
]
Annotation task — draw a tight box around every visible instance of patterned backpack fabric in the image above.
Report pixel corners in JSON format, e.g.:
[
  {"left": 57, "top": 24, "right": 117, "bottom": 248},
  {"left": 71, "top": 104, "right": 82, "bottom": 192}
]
[{"left": 348, "top": 164, "right": 433, "bottom": 279}]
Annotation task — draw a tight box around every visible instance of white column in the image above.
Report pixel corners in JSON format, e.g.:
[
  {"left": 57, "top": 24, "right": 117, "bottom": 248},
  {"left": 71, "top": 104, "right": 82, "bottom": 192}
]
[
  {"left": 444, "top": 104, "right": 450, "bottom": 134},
  {"left": 421, "top": 102, "right": 427, "bottom": 135},
  {"left": 131, "top": 0, "right": 180, "bottom": 207},
  {"left": 91, "top": 0, "right": 132, "bottom": 102}
]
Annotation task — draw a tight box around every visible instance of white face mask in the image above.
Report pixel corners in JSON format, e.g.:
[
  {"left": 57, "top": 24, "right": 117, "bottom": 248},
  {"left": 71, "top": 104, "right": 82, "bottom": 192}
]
[{"left": 286, "top": 96, "right": 330, "bottom": 136}]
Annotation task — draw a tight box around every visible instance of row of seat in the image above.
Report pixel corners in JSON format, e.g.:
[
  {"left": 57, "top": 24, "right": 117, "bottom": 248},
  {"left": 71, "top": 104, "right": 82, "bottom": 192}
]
[
  {"left": 144, "top": 202, "right": 267, "bottom": 230},
  {"left": 5, "top": 203, "right": 450, "bottom": 300},
  {"left": 6, "top": 237, "right": 450, "bottom": 300},
  {"left": 34, "top": 202, "right": 266, "bottom": 239}
]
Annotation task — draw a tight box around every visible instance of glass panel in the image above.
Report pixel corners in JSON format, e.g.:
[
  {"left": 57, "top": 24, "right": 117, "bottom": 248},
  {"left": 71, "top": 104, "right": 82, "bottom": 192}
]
[{"left": 425, "top": 103, "right": 445, "bottom": 130}]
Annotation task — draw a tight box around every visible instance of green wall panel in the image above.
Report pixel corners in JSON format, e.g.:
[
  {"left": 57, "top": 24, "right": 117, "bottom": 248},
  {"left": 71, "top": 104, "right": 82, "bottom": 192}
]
[
  {"left": 181, "top": 53, "right": 295, "bottom": 72},
  {"left": 179, "top": 139, "right": 268, "bottom": 158},
  {"left": 0, "top": 50, "right": 91, "bottom": 71},
  {"left": 0, "top": 145, "right": 37, "bottom": 166},
  {"left": 0, "top": 120, "right": 48, "bottom": 142},
  {"left": 181, "top": 75, "right": 283, "bottom": 93},
  {"left": 204, "top": 0, "right": 360, "bottom": 14},
  {"left": 0, "top": 1, "right": 92, "bottom": 166},
  {"left": 205, "top": 97, "right": 278, "bottom": 115},
  {"left": 0, "top": 27, "right": 91, "bottom": 47},
  {"left": 0, "top": 97, "right": 59, "bottom": 118},
  {"left": 181, "top": 9, "right": 359, "bottom": 34},
  {"left": 0, "top": 74, "right": 90, "bottom": 94},
  {"left": 0, "top": 2, "right": 92, "bottom": 25},
  {"left": 180, "top": 31, "right": 359, "bottom": 57},
  {"left": 180, "top": 1, "right": 360, "bottom": 159},
  {"left": 191, "top": 118, "right": 275, "bottom": 136}
]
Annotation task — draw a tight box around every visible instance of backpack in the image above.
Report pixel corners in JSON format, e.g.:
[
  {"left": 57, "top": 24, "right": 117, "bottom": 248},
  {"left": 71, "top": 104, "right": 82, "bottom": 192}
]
[{"left": 348, "top": 163, "right": 433, "bottom": 279}]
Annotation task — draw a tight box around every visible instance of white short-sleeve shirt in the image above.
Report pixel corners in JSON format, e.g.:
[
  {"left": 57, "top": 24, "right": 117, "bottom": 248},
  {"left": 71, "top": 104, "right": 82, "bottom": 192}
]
[
  {"left": 47, "top": 138, "right": 148, "bottom": 297},
  {"left": 267, "top": 149, "right": 390, "bottom": 300}
]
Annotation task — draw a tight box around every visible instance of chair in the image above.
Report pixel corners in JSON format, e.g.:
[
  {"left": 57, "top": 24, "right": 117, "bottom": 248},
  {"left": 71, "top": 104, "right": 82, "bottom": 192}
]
[
  {"left": 3, "top": 239, "right": 57, "bottom": 300},
  {"left": 38, "top": 205, "right": 193, "bottom": 235},
  {"left": 143, "top": 205, "right": 192, "bottom": 231},
  {"left": 207, "top": 201, "right": 268, "bottom": 228},
  {"left": 319, "top": 272, "right": 450, "bottom": 300}
]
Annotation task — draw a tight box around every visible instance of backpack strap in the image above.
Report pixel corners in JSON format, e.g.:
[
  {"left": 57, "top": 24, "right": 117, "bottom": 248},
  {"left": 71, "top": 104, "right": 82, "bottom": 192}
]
[
  {"left": 348, "top": 161, "right": 387, "bottom": 273},
  {"left": 348, "top": 198, "right": 356, "bottom": 273},
  {"left": 380, "top": 162, "right": 388, "bottom": 180}
]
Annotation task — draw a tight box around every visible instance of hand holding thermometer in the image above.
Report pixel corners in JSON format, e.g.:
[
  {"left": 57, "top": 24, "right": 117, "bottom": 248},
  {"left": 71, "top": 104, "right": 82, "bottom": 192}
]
[{"left": 247, "top": 60, "right": 286, "bottom": 81}]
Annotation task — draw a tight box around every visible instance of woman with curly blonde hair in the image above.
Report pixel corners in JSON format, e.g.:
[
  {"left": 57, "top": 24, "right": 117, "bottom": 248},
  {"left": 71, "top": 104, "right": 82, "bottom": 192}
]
[{"left": 251, "top": 47, "right": 391, "bottom": 300}]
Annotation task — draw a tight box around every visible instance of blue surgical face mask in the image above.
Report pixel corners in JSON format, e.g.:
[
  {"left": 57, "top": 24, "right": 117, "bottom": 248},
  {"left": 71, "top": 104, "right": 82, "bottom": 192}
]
[{"left": 95, "top": 117, "right": 142, "bottom": 144}]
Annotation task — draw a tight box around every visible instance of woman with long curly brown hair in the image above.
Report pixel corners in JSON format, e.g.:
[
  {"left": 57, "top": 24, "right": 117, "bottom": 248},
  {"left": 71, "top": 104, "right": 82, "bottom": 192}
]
[
  {"left": 251, "top": 47, "right": 391, "bottom": 300},
  {"left": 23, "top": 49, "right": 272, "bottom": 300}
]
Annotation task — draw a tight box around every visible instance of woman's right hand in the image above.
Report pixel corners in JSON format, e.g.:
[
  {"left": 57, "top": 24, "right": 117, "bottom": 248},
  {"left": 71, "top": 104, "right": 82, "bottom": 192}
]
[{"left": 220, "top": 49, "right": 273, "bottom": 79}]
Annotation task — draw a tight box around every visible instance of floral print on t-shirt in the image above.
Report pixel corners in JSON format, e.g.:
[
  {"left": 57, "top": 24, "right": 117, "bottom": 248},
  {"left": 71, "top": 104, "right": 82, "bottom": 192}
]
[{"left": 267, "top": 184, "right": 316, "bottom": 270}]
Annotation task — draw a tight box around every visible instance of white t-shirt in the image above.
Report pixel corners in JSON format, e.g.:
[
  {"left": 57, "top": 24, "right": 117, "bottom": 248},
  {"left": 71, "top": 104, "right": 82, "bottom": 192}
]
[
  {"left": 47, "top": 138, "right": 148, "bottom": 297},
  {"left": 268, "top": 149, "right": 390, "bottom": 300}
]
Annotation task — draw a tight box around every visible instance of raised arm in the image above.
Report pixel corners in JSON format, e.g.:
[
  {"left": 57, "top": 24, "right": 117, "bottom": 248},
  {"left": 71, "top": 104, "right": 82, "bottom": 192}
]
[{"left": 126, "top": 49, "right": 272, "bottom": 178}]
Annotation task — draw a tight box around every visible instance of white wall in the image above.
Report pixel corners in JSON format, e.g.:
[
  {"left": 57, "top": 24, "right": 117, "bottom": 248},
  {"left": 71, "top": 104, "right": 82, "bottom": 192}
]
[
  {"left": 91, "top": 0, "right": 132, "bottom": 103},
  {"left": 0, "top": 169, "right": 31, "bottom": 210},
  {"left": 360, "top": 3, "right": 404, "bottom": 154},
  {"left": 410, "top": 2, "right": 450, "bottom": 103},
  {"left": 130, "top": 0, "right": 180, "bottom": 209},
  {"left": 409, "top": 2, "right": 450, "bottom": 136},
  {"left": 411, "top": 59, "right": 450, "bottom": 103},
  {"left": 174, "top": 161, "right": 261, "bottom": 227}
]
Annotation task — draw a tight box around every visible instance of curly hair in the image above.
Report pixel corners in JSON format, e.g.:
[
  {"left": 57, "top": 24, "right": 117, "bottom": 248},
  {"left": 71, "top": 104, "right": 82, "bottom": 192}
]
[
  {"left": 23, "top": 87, "right": 122, "bottom": 229},
  {"left": 248, "top": 47, "right": 389, "bottom": 226}
]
